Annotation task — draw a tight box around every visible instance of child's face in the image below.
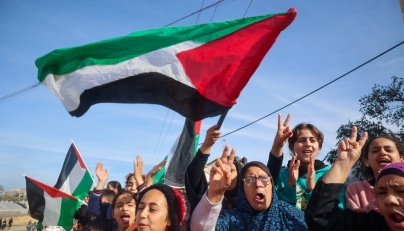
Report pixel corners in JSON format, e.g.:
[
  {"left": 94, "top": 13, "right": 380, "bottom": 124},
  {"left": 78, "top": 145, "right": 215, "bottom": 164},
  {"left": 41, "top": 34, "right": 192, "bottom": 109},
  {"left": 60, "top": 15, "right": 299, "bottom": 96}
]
[
  {"left": 107, "top": 184, "right": 118, "bottom": 194},
  {"left": 126, "top": 175, "right": 138, "bottom": 195},
  {"left": 101, "top": 195, "right": 112, "bottom": 204},
  {"left": 364, "top": 138, "right": 403, "bottom": 178},
  {"left": 376, "top": 174, "right": 404, "bottom": 231},
  {"left": 112, "top": 193, "right": 136, "bottom": 230},
  {"left": 136, "top": 189, "right": 170, "bottom": 231},
  {"left": 292, "top": 129, "right": 320, "bottom": 166}
]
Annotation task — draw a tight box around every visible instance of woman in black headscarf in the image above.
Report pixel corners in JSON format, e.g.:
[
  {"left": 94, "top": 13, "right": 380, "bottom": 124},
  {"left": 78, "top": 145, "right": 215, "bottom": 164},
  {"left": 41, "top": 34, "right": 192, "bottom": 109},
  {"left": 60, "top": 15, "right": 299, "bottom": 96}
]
[{"left": 190, "top": 146, "right": 307, "bottom": 231}]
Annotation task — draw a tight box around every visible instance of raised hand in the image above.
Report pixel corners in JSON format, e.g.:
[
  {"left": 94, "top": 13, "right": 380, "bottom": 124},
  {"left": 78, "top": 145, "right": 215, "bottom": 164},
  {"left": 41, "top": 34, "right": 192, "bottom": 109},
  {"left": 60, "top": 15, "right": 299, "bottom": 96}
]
[
  {"left": 271, "top": 114, "right": 292, "bottom": 157},
  {"left": 323, "top": 126, "right": 368, "bottom": 184},
  {"left": 95, "top": 162, "right": 108, "bottom": 190},
  {"left": 306, "top": 154, "right": 315, "bottom": 191},
  {"left": 336, "top": 126, "right": 368, "bottom": 166},
  {"left": 200, "top": 124, "right": 221, "bottom": 154},
  {"left": 207, "top": 145, "right": 236, "bottom": 203},
  {"left": 133, "top": 155, "right": 145, "bottom": 186},
  {"left": 287, "top": 153, "right": 300, "bottom": 188},
  {"left": 145, "top": 159, "right": 167, "bottom": 187}
]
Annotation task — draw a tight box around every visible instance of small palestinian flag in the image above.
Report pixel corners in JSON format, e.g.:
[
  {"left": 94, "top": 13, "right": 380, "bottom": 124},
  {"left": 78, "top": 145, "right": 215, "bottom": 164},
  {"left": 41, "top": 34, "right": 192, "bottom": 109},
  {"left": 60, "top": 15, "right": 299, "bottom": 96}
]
[
  {"left": 36, "top": 9, "right": 296, "bottom": 121},
  {"left": 54, "top": 143, "right": 93, "bottom": 201},
  {"left": 153, "top": 119, "right": 201, "bottom": 186},
  {"left": 26, "top": 176, "right": 79, "bottom": 231}
]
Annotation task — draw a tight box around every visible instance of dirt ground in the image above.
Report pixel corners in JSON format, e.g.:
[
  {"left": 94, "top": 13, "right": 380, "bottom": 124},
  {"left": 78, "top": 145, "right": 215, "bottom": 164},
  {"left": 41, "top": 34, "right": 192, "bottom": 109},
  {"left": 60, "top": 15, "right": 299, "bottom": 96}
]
[{"left": 1, "top": 216, "right": 37, "bottom": 226}]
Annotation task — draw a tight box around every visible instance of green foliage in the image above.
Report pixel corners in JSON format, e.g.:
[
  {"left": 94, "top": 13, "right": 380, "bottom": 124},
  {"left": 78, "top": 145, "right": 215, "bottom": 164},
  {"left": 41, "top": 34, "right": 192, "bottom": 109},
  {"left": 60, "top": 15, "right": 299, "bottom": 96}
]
[
  {"left": 324, "top": 76, "right": 404, "bottom": 179},
  {"left": 359, "top": 76, "right": 404, "bottom": 129}
]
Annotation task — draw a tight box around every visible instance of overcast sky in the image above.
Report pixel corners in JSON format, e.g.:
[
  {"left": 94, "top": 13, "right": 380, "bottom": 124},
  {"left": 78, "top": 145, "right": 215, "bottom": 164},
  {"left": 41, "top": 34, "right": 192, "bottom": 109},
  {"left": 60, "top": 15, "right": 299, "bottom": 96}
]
[{"left": 1, "top": 0, "right": 403, "bottom": 190}]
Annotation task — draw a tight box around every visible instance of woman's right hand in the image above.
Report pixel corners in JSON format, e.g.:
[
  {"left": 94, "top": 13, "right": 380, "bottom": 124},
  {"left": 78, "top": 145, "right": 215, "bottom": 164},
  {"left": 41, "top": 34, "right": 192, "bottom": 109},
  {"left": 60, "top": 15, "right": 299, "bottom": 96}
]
[
  {"left": 336, "top": 126, "right": 368, "bottom": 166},
  {"left": 271, "top": 113, "right": 292, "bottom": 157},
  {"left": 200, "top": 124, "right": 221, "bottom": 154},
  {"left": 322, "top": 126, "right": 368, "bottom": 184},
  {"left": 207, "top": 145, "right": 236, "bottom": 203}
]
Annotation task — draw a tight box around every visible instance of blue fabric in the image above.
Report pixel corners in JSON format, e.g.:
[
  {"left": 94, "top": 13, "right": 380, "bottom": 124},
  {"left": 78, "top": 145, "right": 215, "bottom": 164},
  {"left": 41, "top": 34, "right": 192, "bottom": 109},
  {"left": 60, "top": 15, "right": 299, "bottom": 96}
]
[
  {"left": 215, "top": 161, "right": 307, "bottom": 231},
  {"left": 87, "top": 193, "right": 113, "bottom": 219}
]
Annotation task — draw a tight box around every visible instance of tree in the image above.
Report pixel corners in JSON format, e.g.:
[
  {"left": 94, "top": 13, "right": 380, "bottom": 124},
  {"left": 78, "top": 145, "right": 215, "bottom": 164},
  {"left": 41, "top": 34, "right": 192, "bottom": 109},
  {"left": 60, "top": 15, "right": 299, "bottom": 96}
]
[
  {"left": 324, "top": 76, "right": 404, "bottom": 179},
  {"left": 359, "top": 76, "right": 404, "bottom": 130}
]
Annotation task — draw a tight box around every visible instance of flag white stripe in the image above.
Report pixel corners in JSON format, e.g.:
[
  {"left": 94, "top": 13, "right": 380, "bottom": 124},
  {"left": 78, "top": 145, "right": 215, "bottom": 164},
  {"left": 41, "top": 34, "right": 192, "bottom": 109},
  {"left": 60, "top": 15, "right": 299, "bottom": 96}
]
[
  {"left": 58, "top": 161, "right": 85, "bottom": 196},
  {"left": 42, "top": 41, "right": 202, "bottom": 112},
  {"left": 42, "top": 193, "right": 62, "bottom": 226}
]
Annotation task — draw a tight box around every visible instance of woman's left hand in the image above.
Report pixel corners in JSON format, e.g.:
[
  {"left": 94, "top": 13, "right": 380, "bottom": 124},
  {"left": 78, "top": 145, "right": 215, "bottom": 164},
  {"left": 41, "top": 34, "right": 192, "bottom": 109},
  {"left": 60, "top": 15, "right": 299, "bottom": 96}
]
[
  {"left": 306, "top": 154, "right": 315, "bottom": 192},
  {"left": 133, "top": 155, "right": 145, "bottom": 186},
  {"left": 145, "top": 159, "right": 167, "bottom": 187}
]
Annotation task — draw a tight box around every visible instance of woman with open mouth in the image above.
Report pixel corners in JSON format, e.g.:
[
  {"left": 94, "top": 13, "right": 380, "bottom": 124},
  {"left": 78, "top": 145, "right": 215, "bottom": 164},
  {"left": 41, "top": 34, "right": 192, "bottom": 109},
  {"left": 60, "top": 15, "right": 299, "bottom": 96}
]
[
  {"left": 190, "top": 146, "right": 307, "bottom": 231},
  {"left": 305, "top": 126, "right": 404, "bottom": 230},
  {"left": 111, "top": 190, "right": 137, "bottom": 231},
  {"left": 136, "top": 184, "right": 186, "bottom": 231}
]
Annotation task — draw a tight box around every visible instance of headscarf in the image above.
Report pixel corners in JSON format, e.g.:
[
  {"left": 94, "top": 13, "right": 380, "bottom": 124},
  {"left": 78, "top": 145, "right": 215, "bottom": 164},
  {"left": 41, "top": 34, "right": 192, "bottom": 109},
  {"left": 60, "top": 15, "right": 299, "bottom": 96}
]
[
  {"left": 215, "top": 161, "right": 307, "bottom": 231},
  {"left": 376, "top": 162, "right": 404, "bottom": 183}
]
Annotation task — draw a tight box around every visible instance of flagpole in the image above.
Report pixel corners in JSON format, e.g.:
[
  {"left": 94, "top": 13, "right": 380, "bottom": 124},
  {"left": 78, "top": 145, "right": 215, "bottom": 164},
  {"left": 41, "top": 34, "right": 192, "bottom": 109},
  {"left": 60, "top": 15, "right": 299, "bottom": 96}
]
[
  {"left": 216, "top": 109, "right": 229, "bottom": 130},
  {"left": 71, "top": 139, "right": 97, "bottom": 187}
]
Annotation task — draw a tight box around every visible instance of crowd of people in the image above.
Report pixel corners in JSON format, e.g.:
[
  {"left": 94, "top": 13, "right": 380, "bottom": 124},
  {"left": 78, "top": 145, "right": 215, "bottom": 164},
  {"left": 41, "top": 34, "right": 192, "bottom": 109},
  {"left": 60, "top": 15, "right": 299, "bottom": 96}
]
[{"left": 70, "top": 113, "right": 404, "bottom": 231}]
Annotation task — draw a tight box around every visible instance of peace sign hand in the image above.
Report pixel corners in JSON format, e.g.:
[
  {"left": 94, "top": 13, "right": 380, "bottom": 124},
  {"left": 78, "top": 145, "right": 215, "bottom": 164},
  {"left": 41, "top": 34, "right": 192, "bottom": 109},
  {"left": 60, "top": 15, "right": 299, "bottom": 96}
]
[
  {"left": 271, "top": 114, "right": 292, "bottom": 157},
  {"left": 337, "top": 126, "right": 368, "bottom": 167},
  {"left": 207, "top": 145, "right": 236, "bottom": 203}
]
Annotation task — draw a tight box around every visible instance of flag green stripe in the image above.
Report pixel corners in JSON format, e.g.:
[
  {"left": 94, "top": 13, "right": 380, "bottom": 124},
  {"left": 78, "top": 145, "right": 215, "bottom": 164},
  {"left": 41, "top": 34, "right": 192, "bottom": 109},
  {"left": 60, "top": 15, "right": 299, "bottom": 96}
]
[
  {"left": 71, "top": 170, "right": 93, "bottom": 201},
  {"left": 193, "top": 134, "right": 200, "bottom": 156},
  {"left": 58, "top": 198, "right": 79, "bottom": 231},
  {"left": 36, "top": 13, "right": 282, "bottom": 82},
  {"left": 153, "top": 155, "right": 168, "bottom": 185}
]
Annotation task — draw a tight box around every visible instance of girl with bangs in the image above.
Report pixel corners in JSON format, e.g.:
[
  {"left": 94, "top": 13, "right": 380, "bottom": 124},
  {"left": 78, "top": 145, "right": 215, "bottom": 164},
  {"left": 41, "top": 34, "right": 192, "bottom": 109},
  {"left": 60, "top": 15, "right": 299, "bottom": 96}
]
[
  {"left": 267, "top": 114, "right": 345, "bottom": 210},
  {"left": 346, "top": 134, "right": 404, "bottom": 212},
  {"left": 111, "top": 190, "right": 137, "bottom": 231}
]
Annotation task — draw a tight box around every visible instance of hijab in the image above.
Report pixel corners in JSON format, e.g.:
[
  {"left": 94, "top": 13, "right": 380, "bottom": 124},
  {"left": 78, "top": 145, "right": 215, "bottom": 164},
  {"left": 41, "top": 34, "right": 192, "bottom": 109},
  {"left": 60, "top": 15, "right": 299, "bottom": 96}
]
[
  {"left": 215, "top": 161, "right": 307, "bottom": 231},
  {"left": 376, "top": 161, "right": 404, "bottom": 183}
]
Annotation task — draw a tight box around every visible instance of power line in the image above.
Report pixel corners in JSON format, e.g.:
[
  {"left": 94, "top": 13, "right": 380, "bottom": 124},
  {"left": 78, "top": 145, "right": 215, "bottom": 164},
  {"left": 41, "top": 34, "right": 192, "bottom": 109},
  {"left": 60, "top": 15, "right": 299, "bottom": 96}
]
[
  {"left": 243, "top": 0, "right": 254, "bottom": 18},
  {"left": 151, "top": 109, "right": 170, "bottom": 164},
  {"left": 218, "top": 40, "right": 404, "bottom": 138},
  {"left": 155, "top": 112, "right": 176, "bottom": 165},
  {"left": 165, "top": 0, "right": 225, "bottom": 27},
  {"left": 0, "top": 83, "right": 40, "bottom": 104},
  {"left": 210, "top": 1, "right": 220, "bottom": 22},
  {"left": 196, "top": 0, "right": 205, "bottom": 24}
]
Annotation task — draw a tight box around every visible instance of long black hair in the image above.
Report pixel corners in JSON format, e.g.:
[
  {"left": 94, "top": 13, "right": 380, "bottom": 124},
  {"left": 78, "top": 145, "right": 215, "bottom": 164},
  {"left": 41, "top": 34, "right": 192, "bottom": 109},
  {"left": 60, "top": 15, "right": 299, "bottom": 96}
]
[{"left": 107, "top": 181, "right": 122, "bottom": 192}]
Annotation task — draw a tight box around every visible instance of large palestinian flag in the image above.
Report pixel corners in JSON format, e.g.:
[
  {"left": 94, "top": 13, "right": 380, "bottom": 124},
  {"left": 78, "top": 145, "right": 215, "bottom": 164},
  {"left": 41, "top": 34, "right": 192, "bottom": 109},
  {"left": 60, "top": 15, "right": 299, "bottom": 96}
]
[
  {"left": 35, "top": 9, "right": 296, "bottom": 121},
  {"left": 26, "top": 176, "right": 79, "bottom": 231},
  {"left": 153, "top": 119, "right": 201, "bottom": 186},
  {"left": 54, "top": 143, "right": 93, "bottom": 201}
]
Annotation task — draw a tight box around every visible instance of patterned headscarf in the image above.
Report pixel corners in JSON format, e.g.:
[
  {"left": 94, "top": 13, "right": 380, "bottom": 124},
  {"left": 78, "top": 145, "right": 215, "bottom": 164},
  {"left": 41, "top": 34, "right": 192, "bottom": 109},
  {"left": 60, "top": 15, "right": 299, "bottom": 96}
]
[{"left": 215, "top": 161, "right": 307, "bottom": 231}]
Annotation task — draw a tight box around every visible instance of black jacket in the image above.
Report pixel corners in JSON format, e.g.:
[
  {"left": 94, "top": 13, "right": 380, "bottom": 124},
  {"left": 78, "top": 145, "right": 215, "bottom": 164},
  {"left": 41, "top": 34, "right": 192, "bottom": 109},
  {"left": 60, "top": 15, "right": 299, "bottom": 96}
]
[{"left": 305, "top": 179, "right": 390, "bottom": 231}]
